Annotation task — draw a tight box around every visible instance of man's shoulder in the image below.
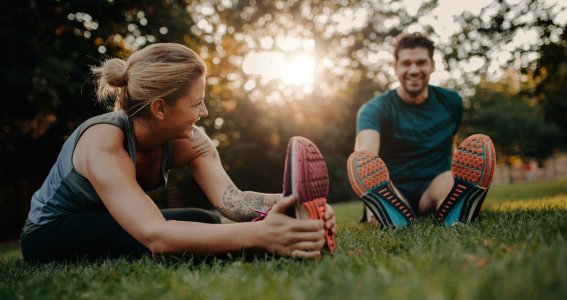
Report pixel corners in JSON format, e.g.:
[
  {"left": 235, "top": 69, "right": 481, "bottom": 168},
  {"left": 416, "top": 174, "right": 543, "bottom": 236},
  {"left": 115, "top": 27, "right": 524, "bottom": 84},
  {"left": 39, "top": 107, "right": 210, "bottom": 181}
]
[
  {"left": 362, "top": 89, "right": 395, "bottom": 107},
  {"left": 429, "top": 85, "right": 461, "bottom": 101}
]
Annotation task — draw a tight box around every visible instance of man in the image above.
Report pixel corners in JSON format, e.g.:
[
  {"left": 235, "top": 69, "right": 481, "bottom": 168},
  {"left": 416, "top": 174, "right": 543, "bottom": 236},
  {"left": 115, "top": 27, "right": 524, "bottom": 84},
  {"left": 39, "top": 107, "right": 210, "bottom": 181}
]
[{"left": 347, "top": 32, "right": 495, "bottom": 227}]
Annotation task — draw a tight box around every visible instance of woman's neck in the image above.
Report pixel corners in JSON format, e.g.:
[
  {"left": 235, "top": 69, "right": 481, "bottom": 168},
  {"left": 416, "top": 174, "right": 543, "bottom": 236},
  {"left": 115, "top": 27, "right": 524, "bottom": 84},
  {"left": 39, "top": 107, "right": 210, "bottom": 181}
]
[{"left": 132, "top": 117, "right": 165, "bottom": 154}]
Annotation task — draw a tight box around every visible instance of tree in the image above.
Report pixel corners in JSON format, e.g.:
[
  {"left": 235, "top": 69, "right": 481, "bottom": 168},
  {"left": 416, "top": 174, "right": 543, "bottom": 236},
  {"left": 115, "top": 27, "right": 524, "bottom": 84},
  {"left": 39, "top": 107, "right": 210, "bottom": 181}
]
[
  {"left": 461, "top": 77, "right": 562, "bottom": 166},
  {"left": 533, "top": 28, "right": 567, "bottom": 142},
  {"left": 444, "top": 0, "right": 567, "bottom": 144},
  {"left": 0, "top": 0, "right": 204, "bottom": 239},
  {"left": 2, "top": 0, "right": 432, "bottom": 239}
]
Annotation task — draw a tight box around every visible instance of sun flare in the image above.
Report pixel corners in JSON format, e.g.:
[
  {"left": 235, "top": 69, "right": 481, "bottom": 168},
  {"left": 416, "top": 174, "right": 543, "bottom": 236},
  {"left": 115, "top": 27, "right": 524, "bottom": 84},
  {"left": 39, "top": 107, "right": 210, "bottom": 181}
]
[{"left": 242, "top": 51, "right": 316, "bottom": 88}]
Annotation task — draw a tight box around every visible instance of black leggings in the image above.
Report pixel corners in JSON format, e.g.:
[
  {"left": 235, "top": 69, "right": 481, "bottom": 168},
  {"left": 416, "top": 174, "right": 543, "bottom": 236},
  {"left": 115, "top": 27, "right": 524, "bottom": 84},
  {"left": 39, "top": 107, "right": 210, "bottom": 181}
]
[{"left": 21, "top": 208, "right": 221, "bottom": 263}]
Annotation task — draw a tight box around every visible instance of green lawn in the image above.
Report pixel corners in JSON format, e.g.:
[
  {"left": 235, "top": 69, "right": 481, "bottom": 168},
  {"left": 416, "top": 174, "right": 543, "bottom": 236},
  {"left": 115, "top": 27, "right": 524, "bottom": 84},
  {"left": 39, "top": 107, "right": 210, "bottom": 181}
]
[{"left": 2, "top": 179, "right": 566, "bottom": 300}]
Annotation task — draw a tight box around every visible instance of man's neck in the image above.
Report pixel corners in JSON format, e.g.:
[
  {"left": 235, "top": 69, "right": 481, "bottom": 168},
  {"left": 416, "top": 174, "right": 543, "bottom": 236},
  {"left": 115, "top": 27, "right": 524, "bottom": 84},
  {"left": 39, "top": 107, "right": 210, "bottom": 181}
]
[{"left": 396, "top": 86, "right": 429, "bottom": 105}]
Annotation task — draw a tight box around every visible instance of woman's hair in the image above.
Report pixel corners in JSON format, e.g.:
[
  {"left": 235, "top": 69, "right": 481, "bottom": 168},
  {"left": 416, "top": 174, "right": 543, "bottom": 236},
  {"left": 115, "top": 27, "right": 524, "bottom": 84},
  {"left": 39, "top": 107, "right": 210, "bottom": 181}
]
[
  {"left": 393, "top": 32, "right": 435, "bottom": 61},
  {"left": 91, "top": 43, "right": 206, "bottom": 116}
]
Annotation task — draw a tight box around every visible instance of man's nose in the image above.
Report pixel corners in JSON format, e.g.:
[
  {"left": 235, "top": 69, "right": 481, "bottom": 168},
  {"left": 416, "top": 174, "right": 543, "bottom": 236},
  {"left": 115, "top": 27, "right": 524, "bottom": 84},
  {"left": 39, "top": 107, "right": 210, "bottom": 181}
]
[{"left": 408, "top": 63, "right": 419, "bottom": 73}]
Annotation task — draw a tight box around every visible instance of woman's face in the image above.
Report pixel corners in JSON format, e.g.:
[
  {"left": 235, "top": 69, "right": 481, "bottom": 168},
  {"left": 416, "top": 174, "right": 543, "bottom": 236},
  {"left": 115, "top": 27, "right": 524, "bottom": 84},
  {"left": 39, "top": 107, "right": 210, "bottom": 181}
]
[{"left": 166, "top": 75, "right": 208, "bottom": 139}]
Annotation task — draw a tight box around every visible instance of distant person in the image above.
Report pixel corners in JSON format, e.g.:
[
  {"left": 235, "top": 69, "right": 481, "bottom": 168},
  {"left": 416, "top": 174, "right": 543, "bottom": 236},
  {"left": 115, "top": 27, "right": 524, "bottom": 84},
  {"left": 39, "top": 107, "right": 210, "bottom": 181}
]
[
  {"left": 21, "top": 43, "right": 335, "bottom": 262},
  {"left": 347, "top": 32, "right": 496, "bottom": 227}
]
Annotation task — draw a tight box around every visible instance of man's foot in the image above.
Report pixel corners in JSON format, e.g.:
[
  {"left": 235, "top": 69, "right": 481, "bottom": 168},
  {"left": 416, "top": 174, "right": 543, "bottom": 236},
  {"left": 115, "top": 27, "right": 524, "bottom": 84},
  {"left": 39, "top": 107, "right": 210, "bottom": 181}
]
[
  {"left": 283, "top": 136, "right": 336, "bottom": 252},
  {"left": 434, "top": 134, "right": 496, "bottom": 225},
  {"left": 347, "top": 151, "right": 416, "bottom": 228}
]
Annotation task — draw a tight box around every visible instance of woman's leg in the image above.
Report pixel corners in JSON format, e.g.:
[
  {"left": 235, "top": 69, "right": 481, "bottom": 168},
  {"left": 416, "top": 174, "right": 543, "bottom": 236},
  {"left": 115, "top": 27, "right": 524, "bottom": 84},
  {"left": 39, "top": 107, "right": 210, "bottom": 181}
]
[
  {"left": 21, "top": 211, "right": 149, "bottom": 263},
  {"left": 22, "top": 208, "right": 221, "bottom": 263},
  {"left": 161, "top": 208, "right": 221, "bottom": 224}
]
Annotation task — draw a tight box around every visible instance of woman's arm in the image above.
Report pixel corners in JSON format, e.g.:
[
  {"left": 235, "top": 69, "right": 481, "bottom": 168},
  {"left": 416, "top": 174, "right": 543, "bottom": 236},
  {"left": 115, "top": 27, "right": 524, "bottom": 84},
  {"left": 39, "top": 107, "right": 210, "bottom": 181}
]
[
  {"left": 172, "top": 127, "right": 337, "bottom": 234},
  {"left": 170, "top": 128, "right": 284, "bottom": 222},
  {"left": 73, "top": 124, "right": 324, "bottom": 258}
]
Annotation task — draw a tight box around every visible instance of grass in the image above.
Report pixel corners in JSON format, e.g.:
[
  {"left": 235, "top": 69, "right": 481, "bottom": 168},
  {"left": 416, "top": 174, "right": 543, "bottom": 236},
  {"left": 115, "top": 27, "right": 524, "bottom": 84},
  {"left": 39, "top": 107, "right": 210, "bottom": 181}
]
[{"left": 1, "top": 179, "right": 567, "bottom": 300}]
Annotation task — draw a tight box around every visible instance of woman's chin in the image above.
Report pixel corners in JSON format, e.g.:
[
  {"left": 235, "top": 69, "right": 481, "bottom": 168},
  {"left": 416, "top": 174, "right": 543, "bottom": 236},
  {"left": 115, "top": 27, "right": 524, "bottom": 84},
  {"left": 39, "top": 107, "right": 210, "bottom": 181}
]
[{"left": 186, "top": 126, "right": 196, "bottom": 139}]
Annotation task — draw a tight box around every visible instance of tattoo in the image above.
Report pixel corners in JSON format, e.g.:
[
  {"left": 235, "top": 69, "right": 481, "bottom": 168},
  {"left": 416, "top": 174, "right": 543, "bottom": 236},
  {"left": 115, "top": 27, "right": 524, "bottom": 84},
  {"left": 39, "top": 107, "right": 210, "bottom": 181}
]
[
  {"left": 189, "top": 128, "right": 204, "bottom": 142},
  {"left": 221, "top": 185, "right": 240, "bottom": 209},
  {"left": 189, "top": 128, "right": 216, "bottom": 158},
  {"left": 216, "top": 184, "right": 280, "bottom": 222},
  {"left": 193, "top": 141, "right": 211, "bottom": 157}
]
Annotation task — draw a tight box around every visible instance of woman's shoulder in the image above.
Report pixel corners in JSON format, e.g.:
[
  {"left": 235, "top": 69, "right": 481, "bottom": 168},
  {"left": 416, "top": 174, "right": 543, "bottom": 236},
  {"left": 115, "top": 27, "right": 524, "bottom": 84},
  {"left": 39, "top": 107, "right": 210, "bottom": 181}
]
[
  {"left": 169, "top": 126, "right": 218, "bottom": 169},
  {"left": 80, "top": 111, "right": 127, "bottom": 130}
]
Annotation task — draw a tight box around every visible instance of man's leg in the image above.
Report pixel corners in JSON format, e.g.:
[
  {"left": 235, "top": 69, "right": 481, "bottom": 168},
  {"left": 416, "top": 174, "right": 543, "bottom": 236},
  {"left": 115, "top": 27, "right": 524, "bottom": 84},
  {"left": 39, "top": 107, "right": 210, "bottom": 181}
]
[{"left": 418, "top": 171, "right": 453, "bottom": 215}]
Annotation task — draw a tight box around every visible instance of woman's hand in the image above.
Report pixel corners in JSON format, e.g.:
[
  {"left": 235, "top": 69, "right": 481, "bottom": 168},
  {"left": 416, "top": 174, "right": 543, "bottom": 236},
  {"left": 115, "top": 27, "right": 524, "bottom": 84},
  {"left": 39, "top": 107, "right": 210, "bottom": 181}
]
[
  {"left": 324, "top": 204, "right": 337, "bottom": 237},
  {"left": 257, "top": 195, "right": 325, "bottom": 259}
]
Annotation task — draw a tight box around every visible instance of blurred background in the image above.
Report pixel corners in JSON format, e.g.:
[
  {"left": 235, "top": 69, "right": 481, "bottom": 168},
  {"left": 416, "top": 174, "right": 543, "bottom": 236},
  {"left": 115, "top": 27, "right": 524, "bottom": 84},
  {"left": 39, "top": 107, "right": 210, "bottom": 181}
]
[{"left": 1, "top": 0, "right": 566, "bottom": 241}]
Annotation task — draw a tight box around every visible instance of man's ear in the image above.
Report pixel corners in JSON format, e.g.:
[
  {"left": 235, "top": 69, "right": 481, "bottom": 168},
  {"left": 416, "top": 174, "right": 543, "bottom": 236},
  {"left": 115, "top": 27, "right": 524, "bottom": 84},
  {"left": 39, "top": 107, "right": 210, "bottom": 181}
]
[{"left": 149, "top": 99, "right": 167, "bottom": 120}]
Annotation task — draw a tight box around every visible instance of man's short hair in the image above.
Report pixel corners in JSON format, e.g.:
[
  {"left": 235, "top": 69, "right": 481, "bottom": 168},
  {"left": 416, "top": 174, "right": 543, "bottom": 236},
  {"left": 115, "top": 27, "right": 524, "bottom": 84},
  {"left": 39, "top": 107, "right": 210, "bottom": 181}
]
[{"left": 393, "top": 32, "right": 435, "bottom": 60}]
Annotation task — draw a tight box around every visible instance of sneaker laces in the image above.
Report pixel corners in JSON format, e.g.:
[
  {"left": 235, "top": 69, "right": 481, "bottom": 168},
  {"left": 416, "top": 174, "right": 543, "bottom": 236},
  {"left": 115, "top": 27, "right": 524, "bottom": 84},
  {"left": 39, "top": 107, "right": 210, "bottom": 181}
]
[{"left": 250, "top": 207, "right": 272, "bottom": 222}]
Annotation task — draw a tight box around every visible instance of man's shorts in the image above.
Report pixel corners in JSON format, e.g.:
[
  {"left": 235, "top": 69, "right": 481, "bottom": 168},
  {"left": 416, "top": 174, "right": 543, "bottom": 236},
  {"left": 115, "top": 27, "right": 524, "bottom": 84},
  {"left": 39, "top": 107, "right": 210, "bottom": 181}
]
[{"left": 395, "top": 179, "right": 433, "bottom": 216}]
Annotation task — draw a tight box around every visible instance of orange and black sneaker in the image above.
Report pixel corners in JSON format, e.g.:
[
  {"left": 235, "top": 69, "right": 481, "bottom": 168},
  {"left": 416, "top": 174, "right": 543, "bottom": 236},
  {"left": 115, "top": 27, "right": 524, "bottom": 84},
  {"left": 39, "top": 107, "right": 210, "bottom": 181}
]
[
  {"left": 347, "top": 151, "right": 416, "bottom": 228},
  {"left": 435, "top": 134, "right": 496, "bottom": 225},
  {"left": 283, "top": 136, "right": 336, "bottom": 252}
]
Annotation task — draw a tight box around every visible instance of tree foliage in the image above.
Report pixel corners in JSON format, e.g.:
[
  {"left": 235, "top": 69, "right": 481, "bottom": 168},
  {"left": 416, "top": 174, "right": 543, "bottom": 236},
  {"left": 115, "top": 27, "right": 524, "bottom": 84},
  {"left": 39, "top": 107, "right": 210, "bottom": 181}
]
[
  {"left": 533, "top": 28, "right": 567, "bottom": 140},
  {"left": 461, "top": 77, "right": 562, "bottom": 161}
]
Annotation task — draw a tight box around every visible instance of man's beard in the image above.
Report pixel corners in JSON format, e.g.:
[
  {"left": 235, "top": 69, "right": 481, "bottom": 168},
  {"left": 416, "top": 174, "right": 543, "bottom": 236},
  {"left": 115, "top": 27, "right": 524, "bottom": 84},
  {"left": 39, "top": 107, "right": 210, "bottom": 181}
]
[{"left": 402, "top": 84, "right": 426, "bottom": 98}]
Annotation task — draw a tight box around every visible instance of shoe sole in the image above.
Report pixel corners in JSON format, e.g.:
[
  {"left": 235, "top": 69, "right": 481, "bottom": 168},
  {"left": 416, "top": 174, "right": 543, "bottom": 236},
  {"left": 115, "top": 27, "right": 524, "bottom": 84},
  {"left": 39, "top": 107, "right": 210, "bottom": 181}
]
[
  {"left": 435, "top": 134, "right": 496, "bottom": 225},
  {"left": 283, "top": 136, "right": 336, "bottom": 252},
  {"left": 347, "top": 150, "right": 415, "bottom": 228}
]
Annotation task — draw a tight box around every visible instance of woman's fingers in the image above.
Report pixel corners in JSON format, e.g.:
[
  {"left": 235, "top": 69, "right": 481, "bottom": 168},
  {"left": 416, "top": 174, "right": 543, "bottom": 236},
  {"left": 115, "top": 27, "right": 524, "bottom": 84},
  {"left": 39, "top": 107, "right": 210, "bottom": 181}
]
[
  {"left": 270, "top": 195, "right": 297, "bottom": 214},
  {"left": 289, "top": 218, "right": 324, "bottom": 232},
  {"left": 290, "top": 239, "right": 326, "bottom": 252},
  {"left": 285, "top": 229, "right": 325, "bottom": 243},
  {"left": 324, "top": 204, "right": 337, "bottom": 233},
  {"left": 291, "top": 250, "right": 321, "bottom": 259}
]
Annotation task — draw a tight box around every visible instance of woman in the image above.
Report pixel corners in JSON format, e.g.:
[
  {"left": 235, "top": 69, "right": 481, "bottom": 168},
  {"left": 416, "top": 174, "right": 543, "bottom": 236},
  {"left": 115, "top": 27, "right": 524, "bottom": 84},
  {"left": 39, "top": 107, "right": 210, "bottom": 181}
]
[{"left": 21, "top": 43, "right": 336, "bottom": 262}]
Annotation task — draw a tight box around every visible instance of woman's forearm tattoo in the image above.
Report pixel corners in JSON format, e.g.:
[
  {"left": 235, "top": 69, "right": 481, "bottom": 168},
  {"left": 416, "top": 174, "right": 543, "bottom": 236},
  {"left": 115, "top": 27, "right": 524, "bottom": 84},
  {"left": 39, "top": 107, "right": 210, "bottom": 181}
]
[{"left": 216, "top": 184, "right": 281, "bottom": 222}]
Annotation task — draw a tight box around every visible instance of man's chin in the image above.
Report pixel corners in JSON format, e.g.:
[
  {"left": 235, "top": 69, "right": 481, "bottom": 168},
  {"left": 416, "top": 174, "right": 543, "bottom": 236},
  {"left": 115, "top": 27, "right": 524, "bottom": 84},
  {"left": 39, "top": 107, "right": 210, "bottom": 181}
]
[{"left": 403, "top": 85, "right": 426, "bottom": 98}]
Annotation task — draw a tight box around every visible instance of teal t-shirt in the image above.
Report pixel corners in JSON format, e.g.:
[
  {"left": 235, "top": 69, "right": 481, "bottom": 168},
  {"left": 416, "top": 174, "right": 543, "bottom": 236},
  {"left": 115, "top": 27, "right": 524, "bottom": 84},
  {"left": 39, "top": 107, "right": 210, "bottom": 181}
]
[{"left": 356, "top": 85, "right": 463, "bottom": 185}]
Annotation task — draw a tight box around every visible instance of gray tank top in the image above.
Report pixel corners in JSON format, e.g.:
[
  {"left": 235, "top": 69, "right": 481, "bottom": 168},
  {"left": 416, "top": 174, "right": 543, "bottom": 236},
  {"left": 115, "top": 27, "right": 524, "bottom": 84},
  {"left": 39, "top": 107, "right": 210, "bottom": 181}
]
[{"left": 21, "top": 111, "right": 172, "bottom": 238}]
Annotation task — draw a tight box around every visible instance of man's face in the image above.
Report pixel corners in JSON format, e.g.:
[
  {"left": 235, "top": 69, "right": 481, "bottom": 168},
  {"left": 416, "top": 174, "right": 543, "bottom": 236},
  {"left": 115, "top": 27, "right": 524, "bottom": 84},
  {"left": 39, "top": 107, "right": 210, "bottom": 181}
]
[{"left": 393, "top": 47, "right": 435, "bottom": 98}]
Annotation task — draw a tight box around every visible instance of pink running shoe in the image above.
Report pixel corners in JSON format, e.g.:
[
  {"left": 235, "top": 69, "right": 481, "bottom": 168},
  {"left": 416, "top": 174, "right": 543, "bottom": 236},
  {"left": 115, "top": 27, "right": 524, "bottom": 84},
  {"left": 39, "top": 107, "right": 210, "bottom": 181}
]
[
  {"left": 283, "top": 136, "right": 336, "bottom": 252},
  {"left": 435, "top": 134, "right": 496, "bottom": 225}
]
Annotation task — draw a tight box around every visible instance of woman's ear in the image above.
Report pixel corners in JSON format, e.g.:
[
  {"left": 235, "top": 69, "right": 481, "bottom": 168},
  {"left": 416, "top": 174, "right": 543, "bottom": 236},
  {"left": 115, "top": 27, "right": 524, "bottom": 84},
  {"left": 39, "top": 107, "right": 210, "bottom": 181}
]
[{"left": 149, "top": 99, "right": 167, "bottom": 120}]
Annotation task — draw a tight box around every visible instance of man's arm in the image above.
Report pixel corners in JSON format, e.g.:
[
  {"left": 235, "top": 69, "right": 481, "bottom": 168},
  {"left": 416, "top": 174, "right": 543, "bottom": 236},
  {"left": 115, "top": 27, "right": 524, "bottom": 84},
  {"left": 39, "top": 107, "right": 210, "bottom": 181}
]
[
  {"left": 452, "top": 134, "right": 458, "bottom": 154},
  {"left": 355, "top": 129, "right": 381, "bottom": 155}
]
